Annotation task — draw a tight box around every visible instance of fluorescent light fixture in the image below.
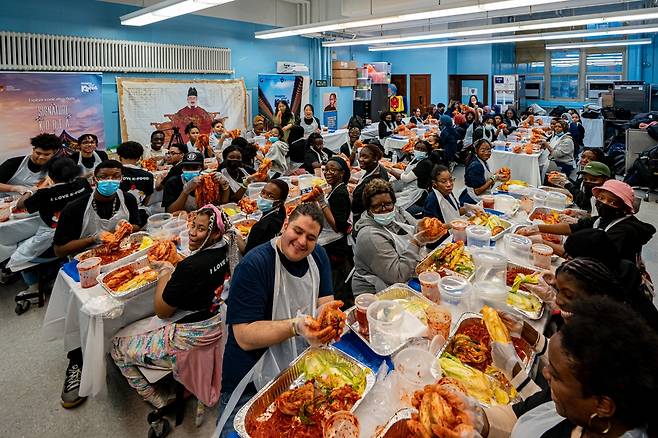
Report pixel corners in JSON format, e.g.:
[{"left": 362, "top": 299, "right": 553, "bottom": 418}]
[
  {"left": 546, "top": 38, "right": 652, "bottom": 49},
  {"left": 254, "top": 0, "right": 568, "bottom": 39},
  {"left": 323, "top": 7, "right": 658, "bottom": 47},
  {"left": 368, "top": 23, "right": 658, "bottom": 51},
  {"left": 121, "top": 0, "right": 235, "bottom": 26}
]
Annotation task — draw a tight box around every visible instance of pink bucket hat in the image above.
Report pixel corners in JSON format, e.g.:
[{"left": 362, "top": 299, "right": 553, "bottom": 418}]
[{"left": 592, "top": 180, "right": 635, "bottom": 212}]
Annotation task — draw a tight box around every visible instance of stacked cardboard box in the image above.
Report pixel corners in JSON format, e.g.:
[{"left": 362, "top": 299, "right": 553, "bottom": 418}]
[{"left": 332, "top": 60, "right": 357, "bottom": 87}]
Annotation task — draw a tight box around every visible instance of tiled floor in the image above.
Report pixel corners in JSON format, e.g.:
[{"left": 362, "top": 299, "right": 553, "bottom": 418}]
[{"left": 1, "top": 166, "right": 656, "bottom": 437}]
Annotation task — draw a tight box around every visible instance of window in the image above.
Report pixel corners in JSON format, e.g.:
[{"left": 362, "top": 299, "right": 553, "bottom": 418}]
[{"left": 550, "top": 50, "right": 580, "bottom": 99}]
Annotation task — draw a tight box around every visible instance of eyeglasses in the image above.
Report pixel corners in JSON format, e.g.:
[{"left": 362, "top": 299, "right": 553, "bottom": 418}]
[
  {"left": 324, "top": 167, "right": 343, "bottom": 174},
  {"left": 437, "top": 177, "right": 456, "bottom": 184},
  {"left": 370, "top": 201, "right": 394, "bottom": 213},
  {"left": 166, "top": 151, "right": 183, "bottom": 156},
  {"left": 80, "top": 141, "right": 97, "bottom": 145}
]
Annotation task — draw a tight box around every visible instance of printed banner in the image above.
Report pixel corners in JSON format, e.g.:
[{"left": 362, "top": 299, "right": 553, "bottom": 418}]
[
  {"left": 322, "top": 91, "right": 338, "bottom": 132},
  {"left": 117, "top": 77, "right": 247, "bottom": 146},
  {"left": 0, "top": 72, "right": 104, "bottom": 161},
  {"left": 257, "top": 74, "right": 310, "bottom": 131}
]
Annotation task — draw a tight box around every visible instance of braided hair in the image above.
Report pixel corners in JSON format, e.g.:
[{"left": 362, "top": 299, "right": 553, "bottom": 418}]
[
  {"left": 556, "top": 257, "right": 623, "bottom": 302},
  {"left": 193, "top": 205, "right": 228, "bottom": 254}
]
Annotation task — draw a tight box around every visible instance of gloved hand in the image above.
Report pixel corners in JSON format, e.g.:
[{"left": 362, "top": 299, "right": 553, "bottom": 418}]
[
  {"left": 515, "top": 224, "right": 540, "bottom": 236},
  {"left": 91, "top": 232, "right": 103, "bottom": 245},
  {"left": 213, "top": 172, "right": 230, "bottom": 191},
  {"left": 547, "top": 173, "right": 568, "bottom": 188},
  {"left": 557, "top": 213, "right": 578, "bottom": 224},
  {"left": 491, "top": 341, "right": 523, "bottom": 379},
  {"left": 413, "top": 228, "right": 437, "bottom": 246},
  {"left": 12, "top": 185, "right": 31, "bottom": 194},
  {"left": 295, "top": 315, "right": 335, "bottom": 347},
  {"left": 183, "top": 176, "right": 200, "bottom": 194},
  {"left": 528, "top": 233, "right": 544, "bottom": 244},
  {"left": 316, "top": 190, "right": 328, "bottom": 209},
  {"left": 524, "top": 271, "right": 557, "bottom": 307},
  {"left": 463, "top": 203, "right": 484, "bottom": 214},
  {"left": 151, "top": 260, "right": 175, "bottom": 275},
  {"left": 498, "top": 311, "right": 523, "bottom": 338}
]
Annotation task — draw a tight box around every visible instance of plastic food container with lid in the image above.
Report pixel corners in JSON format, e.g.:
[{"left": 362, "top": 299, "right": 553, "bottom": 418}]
[
  {"left": 439, "top": 275, "right": 472, "bottom": 318},
  {"left": 504, "top": 233, "right": 532, "bottom": 265},
  {"left": 247, "top": 182, "right": 266, "bottom": 199},
  {"left": 545, "top": 191, "right": 568, "bottom": 209},
  {"left": 466, "top": 225, "right": 492, "bottom": 247},
  {"left": 366, "top": 300, "right": 404, "bottom": 355},
  {"left": 450, "top": 219, "right": 468, "bottom": 243},
  {"left": 472, "top": 250, "right": 509, "bottom": 309},
  {"left": 531, "top": 243, "right": 553, "bottom": 269},
  {"left": 146, "top": 213, "right": 172, "bottom": 231}
]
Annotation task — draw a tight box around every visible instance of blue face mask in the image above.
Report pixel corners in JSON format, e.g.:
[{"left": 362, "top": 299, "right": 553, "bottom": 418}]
[
  {"left": 413, "top": 151, "right": 427, "bottom": 160},
  {"left": 96, "top": 180, "right": 120, "bottom": 197},
  {"left": 182, "top": 171, "right": 199, "bottom": 182},
  {"left": 257, "top": 195, "right": 275, "bottom": 212},
  {"left": 372, "top": 211, "right": 395, "bottom": 226},
  {"left": 269, "top": 136, "right": 279, "bottom": 143}
]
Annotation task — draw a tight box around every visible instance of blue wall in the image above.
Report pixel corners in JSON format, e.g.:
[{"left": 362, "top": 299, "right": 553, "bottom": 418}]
[{"left": 0, "top": 0, "right": 312, "bottom": 146}]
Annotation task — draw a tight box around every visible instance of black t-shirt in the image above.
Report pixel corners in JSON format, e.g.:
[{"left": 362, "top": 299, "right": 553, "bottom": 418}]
[
  {"left": 53, "top": 191, "right": 140, "bottom": 246},
  {"left": 323, "top": 183, "right": 352, "bottom": 257},
  {"left": 0, "top": 156, "right": 43, "bottom": 184},
  {"left": 24, "top": 178, "right": 92, "bottom": 228},
  {"left": 221, "top": 242, "right": 333, "bottom": 394},
  {"left": 69, "top": 150, "right": 109, "bottom": 170},
  {"left": 303, "top": 148, "right": 333, "bottom": 175},
  {"left": 245, "top": 206, "right": 285, "bottom": 254},
  {"left": 162, "top": 175, "right": 194, "bottom": 210},
  {"left": 413, "top": 157, "right": 437, "bottom": 191},
  {"left": 162, "top": 244, "right": 230, "bottom": 322},
  {"left": 120, "top": 166, "right": 154, "bottom": 205},
  {"left": 162, "top": 162, "right": 183, "bottom": 185},
  {"left": 351, "top": 165, "right": 389, "bottom": 223}
]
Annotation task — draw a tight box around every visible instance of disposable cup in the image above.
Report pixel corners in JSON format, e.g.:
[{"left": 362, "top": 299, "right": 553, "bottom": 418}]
[{"left": 78, "top": 257, "right": 102, "bottom": 288}]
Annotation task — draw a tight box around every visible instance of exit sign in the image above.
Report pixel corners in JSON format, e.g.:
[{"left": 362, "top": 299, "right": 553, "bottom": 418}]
[{"left": 315, "top": 79, "right": 328, "bottom": 87}]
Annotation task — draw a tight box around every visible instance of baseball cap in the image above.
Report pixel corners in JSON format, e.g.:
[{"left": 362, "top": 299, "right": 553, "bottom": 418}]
[
  {"left": 181, "top": 151, "right": 204, "bottom": 166},
  {"left": 578, "top": 161, "right": 611, "bottom": 177},
  {"left": 592, "top": 179, "right": 635, "bottom": 212}
]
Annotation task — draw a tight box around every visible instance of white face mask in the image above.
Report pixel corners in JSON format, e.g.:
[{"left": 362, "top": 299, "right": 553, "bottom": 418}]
[{"left": 372, "top": 211, "right": 395, "bottom": 226}]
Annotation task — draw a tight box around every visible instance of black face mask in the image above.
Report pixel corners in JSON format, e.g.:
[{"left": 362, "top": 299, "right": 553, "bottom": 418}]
[
  {"left": 595, "top": 201, "right": 624, "bottom": 220},
  {"left": 226, "top": 159, "right": 242, "bottom": 170},
  {"left": 582, "top": 182, "right": 597, "bottom": 196}
]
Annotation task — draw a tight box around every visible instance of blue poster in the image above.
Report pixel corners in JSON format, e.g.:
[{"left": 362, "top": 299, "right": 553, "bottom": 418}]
[
  {"left": 257, "top": 74, "right": 308, "bottom": 131},
  {"left": 323, "top": 111, "right": 337, "bottom": 132}
]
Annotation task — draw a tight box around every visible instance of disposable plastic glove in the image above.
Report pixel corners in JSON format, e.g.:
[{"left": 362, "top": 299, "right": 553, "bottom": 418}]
[
  {"left": 491, "top": 341, "right": 522, "bottom": 379},
  {"left": 295, "top": 315, "right": 336, "bottom": 347},
  {"left": 182, "top": 176, "right": 200, "bottom": 195},
  {"left": 515, "top": 224, "right": 540, "bottom": 236}
]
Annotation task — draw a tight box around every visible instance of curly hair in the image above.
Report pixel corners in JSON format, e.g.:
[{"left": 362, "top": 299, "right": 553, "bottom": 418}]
[
  {"left": 362, "top": 179, "right": 396, "bottom": 211},
  {"left": 361, "top": 143, "right": 383, "bottom": 161},
  {"left": 289, "top": 202, "right": 324, "bottom": 233},
  {"left": 116, "top": 141, "right": 144, "bottom": 160},
  {"left": 555, "top": 257, "right": 623, "bottom": 302},
  {"left": 31, "top": 133, "right": 62, "bottom": 151},
  {"left": 560, "top": 296, "right": 658, "bottom": 431}
]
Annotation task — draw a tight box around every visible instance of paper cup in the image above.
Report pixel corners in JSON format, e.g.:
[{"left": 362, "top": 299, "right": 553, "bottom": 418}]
[{"left": 78, "top": 257, "right": 102, "bottom": 288}]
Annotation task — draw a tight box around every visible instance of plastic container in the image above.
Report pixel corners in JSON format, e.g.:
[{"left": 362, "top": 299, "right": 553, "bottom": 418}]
[
  {"left": 78, "top": 257, "right": 102, "bottom": 288},
  {"left": 531, "top": 243, "right": 553, "bottom": 269},
  {"left": 504, "top": 233, "right": 532, "bottom": 265},
  {"left": 393, "top": 347, "right": 437, "bottom": 395},
  {"left": 222, "top": 202, "right": 241, "bottom": 217},
  {"left": 482, "top": 195, "right": 495, "bottom": 209},
  {"left": 450, "top": 219, "right": 468, "bottom": 243},
  {"left": 545, "top": 191, "right": 568, "bottom": 209},
  {"left": 178, "top": 229, "right": 190, "bottom": 255},
  {"left": 532, "top": 190, "right": 548, "bottom": 208},
  {"left": 298, "top": 175, "right": 314, "bottom": 196},
  {"left": 367, "top": 300, "right": 404, "bottom": 355},
  {"left": 466, "top": 225, "right": 492, "bottom": 247},
  {"left": 147, "top": 213, "right": 172, "bottom": 231},
  {"left": 418, "top": 271, "right": 441, "bottom": 304},
  {"left": 253, "top": 135, "right": 266, "bottom": 146},
  {"left": 494, "top": 194, "right": 518, "bottom": 215},
  {"left": 472, "top": 250, "right": 508, "bottom": 308},
  {"left": 424, "top": 305, "right": 452, "bottom": 341},
  {"left": 439, "top": 276, "right": 471, "bottom": 318},
  {"left": 355, "top": 293, "right": 377, "bottom": 337},
  {"left": 247, "top": 182, "right": 266, "bottom": 199}
]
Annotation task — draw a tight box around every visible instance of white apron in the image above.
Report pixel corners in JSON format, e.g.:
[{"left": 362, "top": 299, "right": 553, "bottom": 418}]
[
  {"left": 354, "top": 165, "right": 382, "bottom": 195},
  {"left": 2, "top": 156, "right": 46, "bottom": 196},
  {"left": 466, "top": 157, "right": 493, "bottom": 203},
  {"left": 214, "top": 238, "right": 320, "bottom": 435},
  {"left": 301, "top": 118, "right": 320, "bottom": 138},
  {"left": 393, "top": 159, "right": 424, "bottom": 209},
  {"left": 79, "top": 190, "right": 130, "bottom": 238},
  {"left": 318, "top": 183, "right": 350, "bottom": 246},
  {"left": 220, "top": 168, "right": 249, "bottom": 193},
  {"left": 357, "top": 218, "right": 415, "bottom": 292},
  {"left": 434, "top": 188, "right": 461, "bottom": 224},
  {"left": 593, "top": 214, "right": 630, "bottom": 232},
  {"left": 511, "top": 401, "right": 565, "bottom": 438},
  {"left": 77, "top": 151, "right": 103, "bottom": 174}
]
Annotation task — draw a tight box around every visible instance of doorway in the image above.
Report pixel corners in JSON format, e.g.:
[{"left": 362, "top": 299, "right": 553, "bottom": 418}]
[
  {"left": 448, "top": 74, "right": 489, "bottom": 106},
  {"left": 410, "top": 74, "right": 431, "bottom": 113},
  {"left": 391, "top": 74, "right": 407, "bottom": 101}
]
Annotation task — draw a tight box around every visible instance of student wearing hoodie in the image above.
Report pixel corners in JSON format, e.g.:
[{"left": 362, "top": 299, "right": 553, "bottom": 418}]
[
  {"left": 439, "top": 115, "right": 459, "bottom": 163},
  {"left": 517, "top": 180, "right": 655, "bottom": 263},
  {"left": 351, "top": 179, "right": 433, "bottom": 295}
]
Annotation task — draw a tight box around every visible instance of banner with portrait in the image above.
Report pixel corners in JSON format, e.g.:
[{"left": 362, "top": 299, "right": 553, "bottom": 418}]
[
  {"left": 0, "top": 72, "right": 104, "bottom": 161},
  {"left": 322, "top": 91, "right": 338, "bottom": 131},
  {"left": 257, "top": 74, "right": 310, "bottom": 131},
  {"left": 117, "top": 77, "right": 247, "bottom": 146}
]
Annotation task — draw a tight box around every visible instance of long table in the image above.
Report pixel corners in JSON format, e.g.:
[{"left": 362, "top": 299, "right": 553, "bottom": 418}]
[{"left": 489, "top": 149, "right": 542, "bottom": 187}]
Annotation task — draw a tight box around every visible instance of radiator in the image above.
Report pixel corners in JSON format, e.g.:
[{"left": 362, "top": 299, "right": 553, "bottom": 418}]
[{"left": 0, "top": 31, "right": 232, "bottom": 74}]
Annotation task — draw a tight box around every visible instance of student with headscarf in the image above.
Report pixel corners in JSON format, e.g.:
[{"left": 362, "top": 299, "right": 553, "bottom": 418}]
[{"left": 439, "top": 115, "right": 459, "bottom": 163}]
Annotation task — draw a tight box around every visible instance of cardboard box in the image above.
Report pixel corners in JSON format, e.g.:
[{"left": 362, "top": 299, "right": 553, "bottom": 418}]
[
  {"left": 332, "top": 60, "right": 357, "bottom": 69},
  {"left": 333, "top": 78, "right": 357, "bottom": 87},
  {"left": 601, "top": 92, "right": 613, "bottom": 108},
  {"left": 332, "top": 69, "right": 357, "bottom": 79}
]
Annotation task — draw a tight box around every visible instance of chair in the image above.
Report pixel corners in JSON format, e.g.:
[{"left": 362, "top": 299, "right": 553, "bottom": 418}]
[{"left": 14, "top": 258, "right": 63, "bottom": 315}]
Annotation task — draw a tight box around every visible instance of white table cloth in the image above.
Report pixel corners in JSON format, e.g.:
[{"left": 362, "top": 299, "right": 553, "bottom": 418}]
[
  {"left": 382, "top": 135, "right": 410, "bottom": 154},
  {"left": 360, "top": 124, "right": 379, "bottom": 140},
  {"left": 489, "top": 149, "right": 542, "bottom": 187},
  {"left": 43, "top": 269, "right": 157, "bottom": 397},
  {"left": 322, "top": 129, "right": 349, "bottom": 154},
  {"left": 0, "top": 215, "right": 42, "bottom": 262}
]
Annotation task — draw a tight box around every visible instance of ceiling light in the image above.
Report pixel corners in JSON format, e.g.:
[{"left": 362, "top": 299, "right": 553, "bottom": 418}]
[
  {"left": 546, "top": 38, "right": 652, "bottom": 49},
  {"left": 323, "top": 7, "right": 658, "bottom": 47},
  {"left": 121, "top": 0, "right": 235, "bottom": 26},
  {"left": 254, "top": 0, "right": 568, "bottom": 39},
  {"left": 368, "top": 23, "right": 658, "bottom": 51}
]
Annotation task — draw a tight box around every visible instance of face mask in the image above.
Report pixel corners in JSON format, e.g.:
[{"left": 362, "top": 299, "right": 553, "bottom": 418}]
[
  {"left": 226, "top": 159, "right": 242, "bottom": 170},
  {"left": 372, "top": 210, "right": 395, "bottom": 226},
  {"left": 182, "top": 171, "right": 199, "bottom": 182},
  {"left": 555, "top": 132, "right": 564, "bottom": 137},
  {"left": 413, "top": 151, "right": 427, "bottom": 160},
  {"left": 595, "top": 201, "right": 624, "bottom": 220},
  {"left": 268, "top": 136, "right": 279, "bottom": 143},
  {"left": 582, "top": 182, "right": 597, "bottom": 195},
  {"left": 96, "top": 180, "right": 120, "bottom": 197},
  {"left": 257, "top": 195, "right": 275, "bottom": 212}
]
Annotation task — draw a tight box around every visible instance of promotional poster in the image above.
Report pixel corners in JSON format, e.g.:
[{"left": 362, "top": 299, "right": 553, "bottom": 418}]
[
  {"left": 322, "top": 91, "right": 338, "bottom": 131},
  {"left": 117, "top": 77, "right": 247, "bottom": 146},
  {"left": 0, "top": 72, "right": 104, "bottom": 161},
  {"left": 257, "top": 74, "right": 310, "bottom": 130}
]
